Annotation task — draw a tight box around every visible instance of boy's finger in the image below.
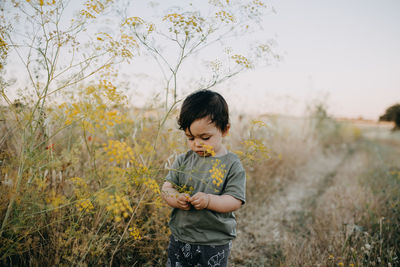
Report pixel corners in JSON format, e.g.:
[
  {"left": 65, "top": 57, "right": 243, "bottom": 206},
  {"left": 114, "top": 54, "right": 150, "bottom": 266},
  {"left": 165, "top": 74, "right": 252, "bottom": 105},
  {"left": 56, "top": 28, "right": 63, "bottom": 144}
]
[
  {"left": 179, "top": 200, "right": 188, "bottom": 205},
  {"left": 181, "top": 202, "right": 190, "bottom": 209},
  {"left": 178, "top": 195, "right": 189, "bottom": 201},
  {"left": 189, "top": 195, "right": 199, "bottom": 202}
]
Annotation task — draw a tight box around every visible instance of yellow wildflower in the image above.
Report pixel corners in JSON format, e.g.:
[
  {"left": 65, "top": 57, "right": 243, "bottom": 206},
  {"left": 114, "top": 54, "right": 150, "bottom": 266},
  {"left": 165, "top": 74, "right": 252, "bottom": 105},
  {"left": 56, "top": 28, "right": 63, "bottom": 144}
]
[
  {"left": 46, "top": 191, "right": 66, "bottom": 209},
  {"left": 103, "top": 140, "right": 135, "bottom": 164},
  {"left": 202, "top": 144, "right": 216, "bottom": 156},
  {"left": 102, "top": 193, "right": 134, "bottom": 222},
  {"left": 209, "top": 159, "right": 226, "bottom": 187},
  {"left": 76, "top": 199, "right": 94, "bottom": 212},
  {"left": 128, "top": 226, "right": 142, "bottom": 240},
  {"left": 231, "top": 54, "right": 252, "bottom": 68}
]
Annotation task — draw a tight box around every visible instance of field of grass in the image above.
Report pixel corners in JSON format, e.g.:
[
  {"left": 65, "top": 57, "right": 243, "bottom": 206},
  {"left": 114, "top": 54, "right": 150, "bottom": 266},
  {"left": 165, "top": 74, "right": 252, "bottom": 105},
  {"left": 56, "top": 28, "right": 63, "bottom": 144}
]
[
  {"left": 232, "top": 117, "right": 400, "bottom": 267},
  {"left": 1, "top": 1, "right": 398, "bottom": 266},
  {"left": 1, "top": 97, "right": 399, "bottom": 266}
]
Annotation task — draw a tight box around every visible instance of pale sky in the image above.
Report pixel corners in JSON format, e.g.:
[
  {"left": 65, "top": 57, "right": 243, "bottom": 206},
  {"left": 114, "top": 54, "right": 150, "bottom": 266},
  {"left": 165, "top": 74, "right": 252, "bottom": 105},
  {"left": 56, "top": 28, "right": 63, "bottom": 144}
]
[
  {"left": 5, "top": 0, "right": 400, "bottom": 120},
  {"left": 227, "top": 0, "right": 400, "bottom": 119},
  {"left": 123, "top": 0, "right": 400, "bottom": 120}
]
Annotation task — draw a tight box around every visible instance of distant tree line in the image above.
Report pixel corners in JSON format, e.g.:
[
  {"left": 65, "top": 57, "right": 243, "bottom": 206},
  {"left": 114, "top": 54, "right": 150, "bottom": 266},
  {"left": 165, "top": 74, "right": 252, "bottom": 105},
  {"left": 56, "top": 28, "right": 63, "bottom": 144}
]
[{"left": 379, "top": 103, "right": 400, "bottom": 130}]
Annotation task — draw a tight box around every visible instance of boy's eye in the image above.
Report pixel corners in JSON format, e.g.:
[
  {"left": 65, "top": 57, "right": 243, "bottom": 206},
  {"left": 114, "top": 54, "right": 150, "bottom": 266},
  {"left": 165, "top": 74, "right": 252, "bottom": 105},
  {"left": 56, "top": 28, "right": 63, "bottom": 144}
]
[
  {"left": 201, "top": 137, "right": 210, "bottom": 141},
  {"left": 187, "top": 137, "right": 194, "bottom": 141}
]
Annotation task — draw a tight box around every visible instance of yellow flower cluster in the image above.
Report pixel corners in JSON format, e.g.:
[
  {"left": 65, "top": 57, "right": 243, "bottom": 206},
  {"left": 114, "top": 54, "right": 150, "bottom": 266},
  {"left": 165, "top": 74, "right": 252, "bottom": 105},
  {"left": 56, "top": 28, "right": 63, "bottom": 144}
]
[
  {"left": 103, "top": 140, "right": 135, "bottom": 164},
  {"left": 96, "top": 32, "right": 137, "bottom": 58},
  {"left": 209, "top": 159, "right": 226, "bottom": 187},
  {"left": 129, "top": 164, "right": 160, "bottom": 195},
  {"left": 32, "top": 0, "right": 55, "bottom": 6},
  {"left": 76, "top": 199, "right": 94, "bottom": 212},
  {"left": 132, "top": 164, "right": 150, "bottom": 178},
  {"left": 238, "top": 139, "right": 270, "bottom": 161},
  {"left": 208, "top": 0, "right": 231, "bottom": 7},
  {"left": 251, "top": 0, "right": 265, "bottom": 7},
  {"left": 176, "top": 184, "right": 194, "bottom": 195},
  {"left": 46, "top": 191, "right": 66, "bottom": 209},
  {"left": 0, "top": 33, "right": 8, "bottom": 70},
  {"left": 98, "top": 79, "right": 126, "bottom": 103},
  {"left": 80, "top": 0, "right": 113, "bottom": 19},
  {"left": 70, "top": 177, "right": 88, "bottom": 188},
  {"left": 128, "top": 226, "right": 141, "bottom": 240},
  {"left": 163, "top": 13, "right": 204, "bottom": 35},
  {"left": 123, "top": 16, "right": 144, "bottom": 27},
  {"left": 58, "top": 81, "right": 128, "bottom": 134},
  {"left": 215, "top": 11, "right": 236, "bottom": 23},
  {"left": 245, "top": 0, "right": 266, "bottom": 16},
  {"left": 390, "top": 170, "right": 400, "bottom": 180},
  {"left": 144, "top": 178, "right": 161, "bottom": 194},
  {"left": 231, "top": 54, "right": 252, "bottom": 68},
  {"left": 202, "top": 144, "right": 216, "bottom": 156},
  {"left": 69, "top": 177, "right": 95, "bottom": 213},
  {"left": 70, "top": 176, "right": 89, "bottom": 199},
  {"left": 105, "top": 195, "right": 133, "bottom": 223},
  {"left": 123, "top": 17, "right": 155, "bottom": 34}
]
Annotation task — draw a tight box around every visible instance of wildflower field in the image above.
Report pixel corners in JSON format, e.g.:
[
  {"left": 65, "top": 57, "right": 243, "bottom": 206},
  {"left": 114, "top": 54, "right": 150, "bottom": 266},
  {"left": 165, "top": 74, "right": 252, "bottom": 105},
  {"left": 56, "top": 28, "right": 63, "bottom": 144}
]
[
  {"left": 1, "top": 90, "right": 399, "bottom": 266},
  {"left": 1, "top": 1, "right": 399, "bottom": 266}
]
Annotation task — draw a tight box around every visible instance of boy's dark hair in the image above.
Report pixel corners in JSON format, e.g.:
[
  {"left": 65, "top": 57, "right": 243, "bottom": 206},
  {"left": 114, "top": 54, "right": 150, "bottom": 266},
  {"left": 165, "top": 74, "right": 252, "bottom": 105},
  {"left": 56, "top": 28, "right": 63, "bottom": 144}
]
[{"left": 178, "top": 90, "right": 229, "bottom": 133}]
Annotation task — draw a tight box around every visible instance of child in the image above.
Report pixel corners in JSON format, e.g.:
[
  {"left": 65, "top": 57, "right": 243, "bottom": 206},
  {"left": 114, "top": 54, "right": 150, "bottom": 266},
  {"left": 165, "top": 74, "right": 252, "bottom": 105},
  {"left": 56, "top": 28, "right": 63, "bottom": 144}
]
[{"left": 162, "top": 90, "right": 246, "bottom": 267}]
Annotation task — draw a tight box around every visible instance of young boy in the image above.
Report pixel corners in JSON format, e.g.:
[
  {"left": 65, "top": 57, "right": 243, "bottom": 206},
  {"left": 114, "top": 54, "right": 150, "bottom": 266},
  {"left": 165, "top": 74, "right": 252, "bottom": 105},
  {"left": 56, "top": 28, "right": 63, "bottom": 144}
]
[{"left": 162, "top": 90, "right": 246, "bottom": 267}]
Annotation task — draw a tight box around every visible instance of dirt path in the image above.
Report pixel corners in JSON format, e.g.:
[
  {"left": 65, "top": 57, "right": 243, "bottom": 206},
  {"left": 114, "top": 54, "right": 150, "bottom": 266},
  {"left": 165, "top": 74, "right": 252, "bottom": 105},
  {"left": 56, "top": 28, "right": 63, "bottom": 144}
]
[{"left": 231, "top": 145, "right": 365, "bottom": 265}]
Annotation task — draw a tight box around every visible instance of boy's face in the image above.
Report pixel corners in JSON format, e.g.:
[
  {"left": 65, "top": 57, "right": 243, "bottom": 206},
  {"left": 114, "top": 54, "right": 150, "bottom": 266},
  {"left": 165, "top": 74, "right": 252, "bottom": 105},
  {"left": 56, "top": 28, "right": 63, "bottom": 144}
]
[{"left": 185, "top": 117, "right": 229, "bottom": 157}]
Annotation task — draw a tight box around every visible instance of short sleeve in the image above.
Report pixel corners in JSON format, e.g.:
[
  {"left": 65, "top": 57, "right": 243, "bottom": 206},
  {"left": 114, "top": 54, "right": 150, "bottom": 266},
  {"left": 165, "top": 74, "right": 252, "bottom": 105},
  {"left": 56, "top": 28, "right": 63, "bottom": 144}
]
[
  {"left": 165, "top": 154, "right": 184, "bottom": 185},
  {"left": 222, "top": 160, "right": 246, "bottom": 204}
]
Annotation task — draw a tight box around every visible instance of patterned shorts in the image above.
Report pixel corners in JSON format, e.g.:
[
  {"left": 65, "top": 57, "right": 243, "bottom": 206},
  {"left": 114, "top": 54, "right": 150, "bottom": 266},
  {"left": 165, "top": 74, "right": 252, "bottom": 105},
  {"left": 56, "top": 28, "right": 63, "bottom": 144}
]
[{"left": 167, "top": 235, "right": 232, "bottom": 267}]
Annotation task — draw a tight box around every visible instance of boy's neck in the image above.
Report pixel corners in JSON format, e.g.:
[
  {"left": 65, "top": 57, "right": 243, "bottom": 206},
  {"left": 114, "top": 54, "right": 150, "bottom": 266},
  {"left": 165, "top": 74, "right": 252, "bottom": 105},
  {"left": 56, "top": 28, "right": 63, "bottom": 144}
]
[{"left": 214, "top": 145, "right": 228, "bottom": 157}]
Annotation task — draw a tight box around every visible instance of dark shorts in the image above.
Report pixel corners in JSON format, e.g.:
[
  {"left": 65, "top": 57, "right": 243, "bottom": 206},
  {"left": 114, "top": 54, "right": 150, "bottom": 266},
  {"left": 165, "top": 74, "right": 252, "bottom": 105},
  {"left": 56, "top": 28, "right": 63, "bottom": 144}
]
[{"left": 167, "top": 235, "right": 232, "bottom": 267}]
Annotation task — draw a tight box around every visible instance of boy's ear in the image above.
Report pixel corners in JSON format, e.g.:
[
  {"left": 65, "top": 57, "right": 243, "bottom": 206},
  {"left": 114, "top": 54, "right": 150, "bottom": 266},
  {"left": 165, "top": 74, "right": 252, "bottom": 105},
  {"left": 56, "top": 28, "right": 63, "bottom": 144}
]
[{"left": 222, "top": 124, "right": 230, "bottom": 137}]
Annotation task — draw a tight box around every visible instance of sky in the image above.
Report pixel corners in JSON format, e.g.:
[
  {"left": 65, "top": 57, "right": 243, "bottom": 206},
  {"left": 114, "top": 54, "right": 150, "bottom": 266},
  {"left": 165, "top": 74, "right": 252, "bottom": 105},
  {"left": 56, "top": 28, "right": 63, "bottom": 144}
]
[
  {"left": 228, "top": 0, "right": 400, "bottom": 119},
  {"left": 122, "top": 0, "right": 400, "bottom": 120},
  {"left": 4, "top": 0, "right": 400, "bottom": 120}
]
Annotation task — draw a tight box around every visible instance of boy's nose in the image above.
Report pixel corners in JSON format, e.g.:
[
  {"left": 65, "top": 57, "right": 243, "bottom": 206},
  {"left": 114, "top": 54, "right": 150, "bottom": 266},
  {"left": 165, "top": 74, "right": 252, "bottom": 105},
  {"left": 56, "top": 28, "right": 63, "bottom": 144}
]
[{"left": 194, "top": 140, "right": 203, "bottom": 147}]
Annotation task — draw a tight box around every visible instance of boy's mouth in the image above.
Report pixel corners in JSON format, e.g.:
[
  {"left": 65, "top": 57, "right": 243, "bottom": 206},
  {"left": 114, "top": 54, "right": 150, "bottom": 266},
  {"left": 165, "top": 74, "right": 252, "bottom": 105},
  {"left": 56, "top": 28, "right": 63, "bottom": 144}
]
[{"left": 195, "top": 151, "right": 210, "bottom": 157}]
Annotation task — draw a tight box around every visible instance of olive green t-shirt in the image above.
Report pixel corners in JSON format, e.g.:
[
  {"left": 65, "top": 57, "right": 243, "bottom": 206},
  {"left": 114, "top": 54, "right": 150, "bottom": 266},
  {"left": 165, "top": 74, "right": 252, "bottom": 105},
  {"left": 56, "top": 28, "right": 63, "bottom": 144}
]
[{"left": 166, "top": 150, "right": 246, "bottom": 245}]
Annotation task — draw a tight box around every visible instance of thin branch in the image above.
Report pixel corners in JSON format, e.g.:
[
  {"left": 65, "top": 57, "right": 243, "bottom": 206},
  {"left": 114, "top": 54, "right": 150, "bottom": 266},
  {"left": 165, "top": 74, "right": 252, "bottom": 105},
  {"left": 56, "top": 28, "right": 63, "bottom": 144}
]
[
  {"left": 51, "top": 50, "right": 108, "bottom": 81},
  {"left": 48, "top": 56, "right": 116, "bottom": 96},
  {"left": 134, "top": 31, "right": 174, "bottom": 73}
]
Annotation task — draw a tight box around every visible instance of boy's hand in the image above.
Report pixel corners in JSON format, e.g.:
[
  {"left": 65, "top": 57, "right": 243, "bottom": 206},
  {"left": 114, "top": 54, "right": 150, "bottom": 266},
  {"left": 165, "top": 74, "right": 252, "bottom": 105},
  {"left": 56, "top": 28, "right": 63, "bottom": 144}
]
[
  {"left": 177, "top": 193, "right": 191, "bottom": 210},
  {"left": 189, "top": 192, "right": 210, "bottom": 210}
]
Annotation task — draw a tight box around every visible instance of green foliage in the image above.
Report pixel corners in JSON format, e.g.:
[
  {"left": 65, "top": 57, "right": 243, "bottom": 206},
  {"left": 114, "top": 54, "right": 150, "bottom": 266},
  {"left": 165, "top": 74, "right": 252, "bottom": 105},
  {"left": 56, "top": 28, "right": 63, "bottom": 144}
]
[{"left": 379, "top": 103, "right": 400, "bottom": 130}]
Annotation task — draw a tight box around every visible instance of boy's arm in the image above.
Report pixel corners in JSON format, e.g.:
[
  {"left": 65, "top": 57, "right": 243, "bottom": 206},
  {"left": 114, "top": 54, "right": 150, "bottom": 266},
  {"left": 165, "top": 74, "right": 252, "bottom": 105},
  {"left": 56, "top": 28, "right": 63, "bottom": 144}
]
[
  {"left": 161, "top": 181, "right": 191, "bottom": 210},
  {"left": 190, "top": 192, "right": 242, "bottom": 213}
]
